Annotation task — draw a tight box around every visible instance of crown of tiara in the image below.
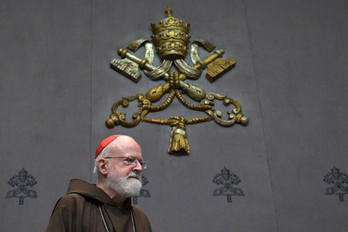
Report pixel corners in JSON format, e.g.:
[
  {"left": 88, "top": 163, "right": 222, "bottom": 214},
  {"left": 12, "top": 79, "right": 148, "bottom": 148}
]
[{"left": 151, "top": 7, "right": 191, "bottom": 61}]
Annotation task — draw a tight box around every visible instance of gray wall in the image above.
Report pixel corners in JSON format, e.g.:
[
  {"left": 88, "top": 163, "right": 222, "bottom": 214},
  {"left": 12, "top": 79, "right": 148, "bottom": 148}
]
[{"left": 1, "top": 0, "right": 347, "bottom": 231}]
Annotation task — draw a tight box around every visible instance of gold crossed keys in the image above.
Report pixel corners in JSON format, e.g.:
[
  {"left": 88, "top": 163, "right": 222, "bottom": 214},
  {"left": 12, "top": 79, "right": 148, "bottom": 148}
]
[{"left": 106, "top": 7, "right": 248, "bottom": 154}]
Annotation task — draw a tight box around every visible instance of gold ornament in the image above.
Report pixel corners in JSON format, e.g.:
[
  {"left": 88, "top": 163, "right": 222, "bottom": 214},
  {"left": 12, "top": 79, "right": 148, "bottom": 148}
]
[{"left": 107, "top": 8, "right": 248, "bottom": 154}]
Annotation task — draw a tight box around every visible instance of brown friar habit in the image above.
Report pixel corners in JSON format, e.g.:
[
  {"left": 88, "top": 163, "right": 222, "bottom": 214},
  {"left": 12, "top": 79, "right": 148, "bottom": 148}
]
[{"left": 46, "top": 179, "right": 152, "bottom": 232}]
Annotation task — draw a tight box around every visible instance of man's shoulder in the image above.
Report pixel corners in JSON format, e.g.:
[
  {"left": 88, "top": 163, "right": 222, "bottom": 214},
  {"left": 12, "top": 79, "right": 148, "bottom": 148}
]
[
  {"left": 132, "top": 205, "right": 147, "bottom": 214},
  {"left": 60, "top": 192, "right": 86, "bottom": 202},
  {"left": 54, "top": 193, "right": 87, "bottom": 209},
  {"left": 132, "top": 205, "right": 150, "bottom": 220}
]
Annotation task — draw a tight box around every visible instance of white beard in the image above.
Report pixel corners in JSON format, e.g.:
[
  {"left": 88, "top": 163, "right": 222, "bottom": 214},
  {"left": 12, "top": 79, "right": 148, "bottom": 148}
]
[{"left": 107, "top": 167, "right": 142, "bottom": 198}]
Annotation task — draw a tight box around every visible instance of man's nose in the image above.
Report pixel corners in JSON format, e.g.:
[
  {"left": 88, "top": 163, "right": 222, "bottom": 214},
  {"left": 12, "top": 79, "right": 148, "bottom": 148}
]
[{"left": 133, "top": 160, "right": 143, "bottom": 171}]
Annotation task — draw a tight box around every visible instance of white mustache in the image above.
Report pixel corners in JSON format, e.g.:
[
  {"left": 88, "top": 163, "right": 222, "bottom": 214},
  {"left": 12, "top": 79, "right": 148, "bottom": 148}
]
[{"left": 127, "top": 172, "right": 141, "bottom": 180}]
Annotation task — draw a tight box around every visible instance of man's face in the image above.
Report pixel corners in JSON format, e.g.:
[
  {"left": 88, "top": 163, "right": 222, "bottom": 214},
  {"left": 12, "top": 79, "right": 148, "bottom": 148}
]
[{"left": 105, "top": 137, "right": 143, "bottom": 197}]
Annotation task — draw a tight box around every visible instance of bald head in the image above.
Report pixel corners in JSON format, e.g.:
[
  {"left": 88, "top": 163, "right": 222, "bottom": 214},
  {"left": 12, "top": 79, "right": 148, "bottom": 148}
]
[
  {"left": 94, "top": 135, "right": 142, "bottom": 174},
  {"left": 104, "top": 136, "right": 142, "bottom": 159}
]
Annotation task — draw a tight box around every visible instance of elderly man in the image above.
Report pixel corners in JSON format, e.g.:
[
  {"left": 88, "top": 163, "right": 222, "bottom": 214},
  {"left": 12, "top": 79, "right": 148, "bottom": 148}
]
[{"left": 46, "top": 135, "right": 152, "bottom": 232}]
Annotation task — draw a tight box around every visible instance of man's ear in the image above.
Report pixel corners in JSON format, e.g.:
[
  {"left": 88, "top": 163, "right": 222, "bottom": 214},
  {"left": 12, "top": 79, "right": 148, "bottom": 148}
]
[{"left": 98, "top": 158, "right": 108, "bottom": 175}]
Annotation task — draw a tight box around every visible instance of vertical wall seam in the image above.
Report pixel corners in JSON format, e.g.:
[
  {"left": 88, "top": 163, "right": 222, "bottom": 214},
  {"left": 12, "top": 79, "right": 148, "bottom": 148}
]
[
  {"left": 242, "top": 0, "right": 280, "bottom": 231},
  {"left": 89, "top": 0, "right": 93, "bottom": 182}
]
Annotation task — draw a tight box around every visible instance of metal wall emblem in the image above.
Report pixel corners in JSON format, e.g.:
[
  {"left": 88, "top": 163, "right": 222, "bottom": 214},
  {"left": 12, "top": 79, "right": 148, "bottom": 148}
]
[
  {"left": 106, "top": 7, "right": 248, "bottom": 154},
  {"left": 132, "top": 175, "right": 151, "bottom": 204},
  {"left": 212, "top": 167, "right": 244, "bottom": 203},
  {"left": 5, "top": 168, "right": 38, "bottom": 205},
  {"left": 323, "top": 166, "right": 348, "bottom": 202}
]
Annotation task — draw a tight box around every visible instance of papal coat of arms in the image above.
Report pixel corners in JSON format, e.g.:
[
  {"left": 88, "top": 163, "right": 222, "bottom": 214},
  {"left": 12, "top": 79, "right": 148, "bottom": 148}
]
[
  {"left": 6, "top": 168, "right": 38, "bottom": 205},
  {"left": 106, "top": 7, "right": 248, "bottom": 154}
]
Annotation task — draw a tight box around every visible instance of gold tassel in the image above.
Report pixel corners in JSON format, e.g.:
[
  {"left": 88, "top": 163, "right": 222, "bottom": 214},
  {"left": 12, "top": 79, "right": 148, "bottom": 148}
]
[{"left": 168, "top": 116, "right": 190, "bottom": 153}]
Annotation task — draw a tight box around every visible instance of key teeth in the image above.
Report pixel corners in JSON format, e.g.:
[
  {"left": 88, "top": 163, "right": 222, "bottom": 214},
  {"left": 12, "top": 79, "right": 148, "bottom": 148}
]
[{"left": 110, "top": 58, "right": 142, "bottom": 83}]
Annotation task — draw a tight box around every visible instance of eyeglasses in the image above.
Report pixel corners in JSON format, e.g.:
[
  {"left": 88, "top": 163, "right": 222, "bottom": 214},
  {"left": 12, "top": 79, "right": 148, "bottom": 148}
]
[{"left": 104, "top": 156, "right": 147, "bottom": 169}]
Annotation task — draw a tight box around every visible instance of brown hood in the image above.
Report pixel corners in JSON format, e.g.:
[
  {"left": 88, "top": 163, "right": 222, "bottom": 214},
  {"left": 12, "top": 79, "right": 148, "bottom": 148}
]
[{"left": 66, "top": 178, "right": 133, "bottom": 210}]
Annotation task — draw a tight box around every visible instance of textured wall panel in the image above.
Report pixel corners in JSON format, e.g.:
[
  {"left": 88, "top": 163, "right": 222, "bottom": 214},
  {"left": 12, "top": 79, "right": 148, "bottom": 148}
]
[{"left": 1, "top": 0, "right": 347, "bottom": 231}]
